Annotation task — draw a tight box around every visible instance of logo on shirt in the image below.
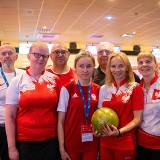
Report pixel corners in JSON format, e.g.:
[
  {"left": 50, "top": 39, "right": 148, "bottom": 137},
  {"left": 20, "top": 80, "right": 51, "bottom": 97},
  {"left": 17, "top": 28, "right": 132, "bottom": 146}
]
[
  {"left": 91, "top": 94, "right": 96, "bottom": 100},
  {"left": 0, "top": 83, "right": 5, "bottom": 86},
  {"left": 152, "top": 89, "right": 160, "bottom": 100},
  {"left": 47, "top": 84, "right": 55, "bottom": 91},
  {"left": 72, "top": 93, "right": 79, "bottom": 98}
]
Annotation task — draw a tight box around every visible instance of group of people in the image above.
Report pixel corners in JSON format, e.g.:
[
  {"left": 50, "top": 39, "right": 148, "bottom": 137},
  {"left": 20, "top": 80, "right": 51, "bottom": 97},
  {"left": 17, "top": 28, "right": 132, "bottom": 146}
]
[{"left": 0, "top": 42, "right": 159, "bottom": 160}]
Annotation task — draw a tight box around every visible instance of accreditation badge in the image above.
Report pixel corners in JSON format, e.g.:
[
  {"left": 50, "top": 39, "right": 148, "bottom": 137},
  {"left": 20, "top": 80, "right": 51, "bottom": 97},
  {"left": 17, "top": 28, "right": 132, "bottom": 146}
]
[{"left": 81, "top": 124, "right": 93, "bottom": 142}]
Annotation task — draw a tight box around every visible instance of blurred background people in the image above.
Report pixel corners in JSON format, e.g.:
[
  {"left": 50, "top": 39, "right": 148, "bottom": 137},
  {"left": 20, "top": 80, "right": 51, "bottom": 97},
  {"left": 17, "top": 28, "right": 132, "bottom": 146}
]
[
  {"left": 136, "top": 52, "right": 160, "bottom": 160},
  {"left": 92, "top": 42, "right": 114, "bottom": 86},
  {"left": 98, "top": 52, "right": 144, "bottom": 160},
  {"left": 92, "top": 42, "right": 140, "bottom": 86},
  {"left": 5, "top": 42, "right": 61, "bottom": 160},
  {"left": 47, "top": 43, "right": 76, "bottom": 86},
  {"left": 0, "top": 43, "right": 22, "bottom": 160},
  {"left": 58, "top": 50, "right": 100, "bottom": 160}
]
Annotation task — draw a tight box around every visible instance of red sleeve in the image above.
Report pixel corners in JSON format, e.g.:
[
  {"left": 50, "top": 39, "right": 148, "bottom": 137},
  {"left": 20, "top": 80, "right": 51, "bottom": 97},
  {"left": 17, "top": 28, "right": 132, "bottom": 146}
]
[{"left": 131, "top": 84, "right": 144, "bottom": 111}]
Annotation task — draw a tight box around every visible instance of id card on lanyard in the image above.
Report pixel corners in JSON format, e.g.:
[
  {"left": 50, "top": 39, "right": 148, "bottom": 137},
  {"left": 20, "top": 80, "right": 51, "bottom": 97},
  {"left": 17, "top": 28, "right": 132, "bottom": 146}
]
[
  {"left": 0, "top": 67, "right": 16, "bottom": 87},
  {"left": 78, "top": 81, "right": 93, "bottom": 142}
]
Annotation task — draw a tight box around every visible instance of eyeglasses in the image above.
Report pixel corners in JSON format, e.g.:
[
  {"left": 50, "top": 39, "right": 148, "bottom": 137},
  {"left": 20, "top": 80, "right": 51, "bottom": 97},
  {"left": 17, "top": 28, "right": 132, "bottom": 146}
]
[
  {"left": 52, "top": 50, "right": 68, "bottom": 55},
  {"left": 98, "top": 50, "right": 112, "bottom": 55},
  {"left": 30, "top": 53, "right": 49, "bottom": 60},
  {"left": 1, "top": 51, "right": 14, "bottom": 56}
]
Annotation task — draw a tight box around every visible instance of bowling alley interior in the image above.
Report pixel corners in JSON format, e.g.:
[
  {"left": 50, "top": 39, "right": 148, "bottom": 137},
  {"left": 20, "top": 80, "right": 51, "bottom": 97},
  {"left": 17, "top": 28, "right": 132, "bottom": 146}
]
[{"left": 0, "top": 0, "right": 160, "bottom": 74}]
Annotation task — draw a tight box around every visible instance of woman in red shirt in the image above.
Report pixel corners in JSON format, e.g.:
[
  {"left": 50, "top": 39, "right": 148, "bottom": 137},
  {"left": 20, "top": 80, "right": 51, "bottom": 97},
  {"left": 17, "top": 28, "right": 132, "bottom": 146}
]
[
  {"left": 5, "top": 42, "right": 61, "bottom": 160},
  {"left": 97, "top": 52, "right": 144, "bottom": 160},
  {"left": 58, "top": 50, "right": 100, "bottom": 160}
]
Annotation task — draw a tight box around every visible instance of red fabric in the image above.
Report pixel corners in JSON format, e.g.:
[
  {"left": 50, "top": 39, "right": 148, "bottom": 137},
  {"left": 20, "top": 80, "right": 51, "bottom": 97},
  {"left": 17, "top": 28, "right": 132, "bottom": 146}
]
[
  {"left": 47, "top": 68, "right": 76, "bottom": 86},
  {"left": 17, "top": 69, "right": 60, "bottom": 141},
  {"left": 64, "top": 81, "right": 100, "bottom": 153},
  {"left": 137, "top": 128, "right": 160, "bottom": 149},
  {"left": 100, "top": 147, "right": 136, "bottom": 160},
  {"left": 67, "top": 150, "right": 98, "bottom": 160},
  {"left": 101, "top": 83, "right": 144, "bottom": 150}
]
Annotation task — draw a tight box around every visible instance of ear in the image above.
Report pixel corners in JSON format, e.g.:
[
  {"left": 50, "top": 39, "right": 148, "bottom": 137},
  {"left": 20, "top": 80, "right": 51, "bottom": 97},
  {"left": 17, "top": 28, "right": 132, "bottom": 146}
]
[
  {"left": 155, "top": 63, "right": 159, "bottom": 73},
  {"left": 27, "top": 53, "right": 30, "bottom": 60},
  {"left": 15, "top": 53, "right": 18, "bottom": 61}
]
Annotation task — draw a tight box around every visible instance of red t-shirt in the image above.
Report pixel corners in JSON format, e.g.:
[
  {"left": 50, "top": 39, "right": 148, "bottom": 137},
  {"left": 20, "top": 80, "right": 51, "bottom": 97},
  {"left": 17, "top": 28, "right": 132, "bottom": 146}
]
[
  {"left": 57, "top": 80, "right": 100, "bottom": 152},
  {"left": 6, "top": 67, "right": 61, "bottom": 141},
  {"left": 98, "top": 79, "right": 144, "bottom": 150},
  {"left": 47, "top": 68, "right": 76, "bottom": 86}
]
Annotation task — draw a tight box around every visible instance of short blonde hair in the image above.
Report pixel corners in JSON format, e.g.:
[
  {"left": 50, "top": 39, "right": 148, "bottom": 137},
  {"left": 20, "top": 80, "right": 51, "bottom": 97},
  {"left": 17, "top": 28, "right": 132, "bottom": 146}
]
[
  {"left": 74, "top": 49, "right": 95, "bottom": 68},
  {"left": 106, "top": 52, "right": 135, "bottom": 86},
  {"left": 137, "top": 51, "right": 157, "bottom": 64},
  {"left": 29, "top": 42, "right": 49, "bottom": 54},
  {"left": 137, "top": 51, "right": 158, "bottom": 74}
]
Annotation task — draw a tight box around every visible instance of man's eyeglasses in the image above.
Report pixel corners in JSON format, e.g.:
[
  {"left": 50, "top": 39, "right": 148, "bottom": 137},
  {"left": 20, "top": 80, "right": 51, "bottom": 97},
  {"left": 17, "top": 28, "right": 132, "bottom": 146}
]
[
  {"left": 98, "top": 50, "right": 112, "bottom": 55},
  {"left": 30, "top": 53, "right": 49, "bottom": 60},
  {"left": 52, "top": 50, "right": 68, "bottom": 55}
]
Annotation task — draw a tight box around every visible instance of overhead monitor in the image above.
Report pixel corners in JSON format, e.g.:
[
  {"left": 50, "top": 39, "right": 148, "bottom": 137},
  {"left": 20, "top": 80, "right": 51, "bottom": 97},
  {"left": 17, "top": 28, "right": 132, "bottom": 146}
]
[
  {"left": 86, "top": 45, "right": 121, "bottom": 55},
  {"left": 19, "top": 42, "right": 54, "bottom": 54},
  {"left": 86, "top": 45, "right": 98, "bottom": 56},
  {"left": 19, "top": 43, "right": 32, "bottom": 54},
  {"left": 114, "top": 46, "right": 121, "bottom": 52},
  {"left": 152, "top": 48, "right": 160, "bottom": 58}
]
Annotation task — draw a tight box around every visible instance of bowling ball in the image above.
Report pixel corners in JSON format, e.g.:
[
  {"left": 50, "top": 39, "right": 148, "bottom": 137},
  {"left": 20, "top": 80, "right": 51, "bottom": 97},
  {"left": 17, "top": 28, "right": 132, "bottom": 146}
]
[{"left": 91, "top": 107, "right": 119, "bottom": 133}]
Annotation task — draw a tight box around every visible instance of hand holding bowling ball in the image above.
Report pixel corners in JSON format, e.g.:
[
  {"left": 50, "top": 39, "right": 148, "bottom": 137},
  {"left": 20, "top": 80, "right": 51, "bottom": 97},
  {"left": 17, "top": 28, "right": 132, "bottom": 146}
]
[{"left": 91, "top": 107, "right": 119, "bottom": 134}]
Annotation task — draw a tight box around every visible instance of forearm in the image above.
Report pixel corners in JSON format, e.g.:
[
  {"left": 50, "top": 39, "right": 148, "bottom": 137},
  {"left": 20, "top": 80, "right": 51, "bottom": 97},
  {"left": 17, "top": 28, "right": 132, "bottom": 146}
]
[
  {"left": 6, "top": 117, "right": 17, "bottom": 149},
  {"left": 58, "top": 122, "right": 65, "bottom": 152},
  {"left": 58, "top": 112, "right": 66, "bottom": 152},
  {"left": 119, "top": 110, "right": 142, "bottom": 135},
  {"left": 5, "top": 104, "right": 18, "bottom": 150}
]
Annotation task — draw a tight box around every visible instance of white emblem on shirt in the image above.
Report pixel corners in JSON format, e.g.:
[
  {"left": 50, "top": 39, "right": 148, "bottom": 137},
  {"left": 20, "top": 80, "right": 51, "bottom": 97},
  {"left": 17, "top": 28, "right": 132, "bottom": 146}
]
[
  {"left": 72, "top": 93, "right": 79, "bottom": 98},
  {"left": 155, "top": 91, "right": 160, "bottom": 98},
  {"left": 47, "top": 84, "right": 54, "bottom": 91},
  {"left": 91, "top": 94, "right": 96, "bottom": 100}
]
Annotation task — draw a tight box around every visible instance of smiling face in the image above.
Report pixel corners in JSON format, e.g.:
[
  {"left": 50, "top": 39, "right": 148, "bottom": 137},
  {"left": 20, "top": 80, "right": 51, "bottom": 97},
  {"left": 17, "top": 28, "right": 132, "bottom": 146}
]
[
  {"left": 28, "top": 44, "right": 49, "bottom": 71},
  {"left": 50, "top": 44, "right": 70, "bottom": 66},
  {"left": 137, "top": 56, "right": 158, "bottom": 78},
  {"left": 97, "top": 45, "right": 113, "bottom": 71},
  {"left": 110, "top": 56, "right": 127, "bottom": 83},
  {"left": 75, "top": 56, "right": 95, "bottom": 83}
]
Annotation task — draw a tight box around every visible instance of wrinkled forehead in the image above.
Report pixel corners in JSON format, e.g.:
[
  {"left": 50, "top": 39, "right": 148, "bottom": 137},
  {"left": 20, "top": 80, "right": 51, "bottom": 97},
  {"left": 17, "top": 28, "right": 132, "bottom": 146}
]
[
  {"left": 31, "top": 46, "right": 49, "bottom": 55},
  {"left": 0, "top": 45, "right": 16, "bottom": 53},
  {"left": 52, "top": 44, "right": 68, "bottom": 51},
  {"left": 98, "top": 45, "right": 113, "bottom": 52}
]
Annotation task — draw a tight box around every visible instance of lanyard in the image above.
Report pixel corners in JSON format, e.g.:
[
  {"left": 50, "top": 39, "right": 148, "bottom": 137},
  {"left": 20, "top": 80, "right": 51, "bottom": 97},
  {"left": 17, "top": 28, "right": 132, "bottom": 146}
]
[
  {"left": 0, "top": 67, "right": 16, "bottom": 87},
  {"left": 78, "top": 81, "right": 91, "bottom": 121}
]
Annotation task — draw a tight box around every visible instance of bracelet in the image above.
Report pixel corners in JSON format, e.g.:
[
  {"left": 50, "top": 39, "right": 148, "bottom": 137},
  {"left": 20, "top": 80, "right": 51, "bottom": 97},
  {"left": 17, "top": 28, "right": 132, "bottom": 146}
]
[{"left": 117, "top": 129, "right": 121, "bottom": 137}]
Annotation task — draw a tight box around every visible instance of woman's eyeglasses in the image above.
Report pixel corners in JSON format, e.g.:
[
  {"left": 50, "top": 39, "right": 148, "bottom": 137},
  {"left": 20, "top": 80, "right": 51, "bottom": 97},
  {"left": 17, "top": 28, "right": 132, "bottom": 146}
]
[{"left": 30, "top": 53, "right": 49, "bottom": 59}]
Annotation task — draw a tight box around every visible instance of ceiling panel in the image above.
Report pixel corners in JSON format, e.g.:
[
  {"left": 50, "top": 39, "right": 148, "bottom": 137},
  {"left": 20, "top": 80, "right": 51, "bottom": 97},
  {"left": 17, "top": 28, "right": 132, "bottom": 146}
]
[{"left": 0, "top": 0, "right": 159, "bottom": 47}]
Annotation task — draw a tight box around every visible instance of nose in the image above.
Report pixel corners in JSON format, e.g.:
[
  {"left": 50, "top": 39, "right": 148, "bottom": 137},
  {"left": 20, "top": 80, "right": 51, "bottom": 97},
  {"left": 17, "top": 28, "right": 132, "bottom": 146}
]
[
  {"left": 83, "top": 66, "right": 88, "bottom": 72},
  {"left": 5, "top": 53, "right": 10, "bottom": 57},
  {"left": 142, "top": 62, "right": 147, "bottom": 66},
  {"left": 114, "top": 67, "right": 120, "bottom": 71},
  {"left": 101, "top": 51, "right": 108, "bottom": 56}
]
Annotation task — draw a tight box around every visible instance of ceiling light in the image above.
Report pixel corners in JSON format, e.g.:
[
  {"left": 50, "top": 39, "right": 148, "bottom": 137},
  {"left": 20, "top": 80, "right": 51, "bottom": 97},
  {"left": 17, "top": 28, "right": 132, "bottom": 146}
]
[
  {"left": 90, "top": 34, "right": 104, "bottom": 38},
  {"left": 121, "top": 33, "right": 135, "bottom": 37},
  {"left": 105, "top": 15, "right": 112, "bottom": 20}
]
